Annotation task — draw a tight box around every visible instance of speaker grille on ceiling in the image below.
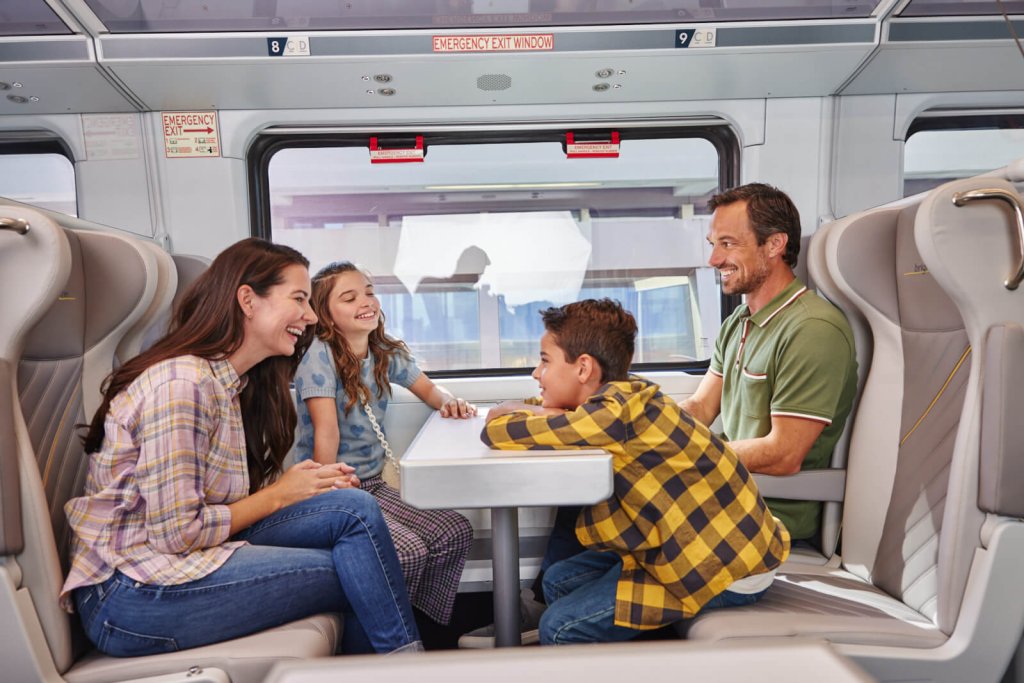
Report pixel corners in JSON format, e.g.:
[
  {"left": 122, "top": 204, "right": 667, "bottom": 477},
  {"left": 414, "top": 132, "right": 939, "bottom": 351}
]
[{"left": 477, "top": 74, "right": 512, "bottom": 91}]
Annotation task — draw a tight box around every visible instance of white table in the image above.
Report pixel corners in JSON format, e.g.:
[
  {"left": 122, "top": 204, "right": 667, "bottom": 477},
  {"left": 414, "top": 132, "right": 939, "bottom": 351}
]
[{"left": 400, "top": 408, "right": 612, "bottom": 647}]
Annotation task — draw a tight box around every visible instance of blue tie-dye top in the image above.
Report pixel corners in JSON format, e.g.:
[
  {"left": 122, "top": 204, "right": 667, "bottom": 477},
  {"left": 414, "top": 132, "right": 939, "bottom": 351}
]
[{"left": 294, "top": 337, "right": 422, "bottom": 478}]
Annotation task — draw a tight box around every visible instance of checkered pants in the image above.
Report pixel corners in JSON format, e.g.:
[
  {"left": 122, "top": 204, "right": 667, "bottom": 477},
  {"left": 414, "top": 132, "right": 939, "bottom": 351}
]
[{"left": 361, "top": 475, "right": 473, "bottom": 625}]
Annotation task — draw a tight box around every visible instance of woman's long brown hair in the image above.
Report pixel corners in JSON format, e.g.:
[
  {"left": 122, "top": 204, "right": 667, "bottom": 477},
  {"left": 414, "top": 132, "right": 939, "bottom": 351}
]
[
  {"left": 307, "top": 261, "right": 409, "bottom": 415},
  {"left": 82, "top": 238, "right": 312, "bottom": 492}
]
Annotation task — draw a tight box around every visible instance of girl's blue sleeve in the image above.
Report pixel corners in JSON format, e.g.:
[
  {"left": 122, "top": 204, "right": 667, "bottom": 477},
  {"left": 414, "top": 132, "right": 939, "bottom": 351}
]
[
  {"left": 295, "top": 338, "right": 338, "bottom": 400},
  {"left": 388, "top": 350, "right": 423, "bottom": 389}
]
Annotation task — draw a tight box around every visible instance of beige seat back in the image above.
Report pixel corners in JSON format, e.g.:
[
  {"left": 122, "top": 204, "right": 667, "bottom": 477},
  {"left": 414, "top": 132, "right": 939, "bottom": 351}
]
[
  {"left": 136, "top": 252, "right": 211, "bottom": 354},
  {"left": 117, "top": 240, "right": 177, "bottom": 364},
  {"left": 0, "top": 206, "right": 74, "bottom": 683},
  {"left": 170, "top": 253, "right": 212, "bottom": 311},
  {"left": 17, "top": 227, "right": 158, "bottom": 672},
  {"left": 798, "top": 219, "right": 876, "bottom": 559}
]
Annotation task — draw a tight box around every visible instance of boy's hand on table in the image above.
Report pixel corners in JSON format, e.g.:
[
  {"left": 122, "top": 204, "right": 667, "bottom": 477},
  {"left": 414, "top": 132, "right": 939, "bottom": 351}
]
[{"left": 486, "top": 401, "right": 565, "bottom": 422}]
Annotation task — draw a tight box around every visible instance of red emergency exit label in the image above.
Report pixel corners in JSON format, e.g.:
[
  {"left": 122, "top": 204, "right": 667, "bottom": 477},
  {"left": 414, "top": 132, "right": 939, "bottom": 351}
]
[
  {"left": 369, "top": 136, "right": 425, "bottom": 163},
  {"left": 566, "top": 132, "right": 620, "bottom": 158},
  {"left": 432, "top": 34, "right": 554, "bottom": 52},
  {"left": 162, "top": 111, "right": 220, "bottom": 158}
]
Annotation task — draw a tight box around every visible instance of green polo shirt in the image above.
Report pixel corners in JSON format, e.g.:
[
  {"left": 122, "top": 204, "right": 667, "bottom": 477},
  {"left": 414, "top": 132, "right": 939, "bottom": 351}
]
[{"left": 710, "top": 278, "right": 857, "bottom": 540}]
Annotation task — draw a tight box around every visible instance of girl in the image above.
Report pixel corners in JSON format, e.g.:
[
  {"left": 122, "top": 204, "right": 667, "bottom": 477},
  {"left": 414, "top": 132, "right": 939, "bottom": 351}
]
[
  {"left": 62, "top": 239, "right": 421, "bottom": 656},
  {"left": 294, "top": 261, "right": 474, "bottom": 627}
]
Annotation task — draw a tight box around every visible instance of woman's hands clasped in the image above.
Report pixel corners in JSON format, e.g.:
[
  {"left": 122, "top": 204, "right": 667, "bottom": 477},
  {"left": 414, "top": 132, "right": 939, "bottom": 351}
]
[{"left": 272, "top": 460, "right": 360, "bottom": 508}]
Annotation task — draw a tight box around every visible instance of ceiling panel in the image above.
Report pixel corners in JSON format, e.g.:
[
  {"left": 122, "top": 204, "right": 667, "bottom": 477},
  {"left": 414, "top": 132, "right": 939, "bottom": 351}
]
[
  {"left": 842, "top": 17, "right": 1024, "bottom": 94},
  {"left": 98, "top": 23, "right": 875, "bottom": 110},
  {"left": 0, "top": 37, "right": 139, "bottom": 114}
]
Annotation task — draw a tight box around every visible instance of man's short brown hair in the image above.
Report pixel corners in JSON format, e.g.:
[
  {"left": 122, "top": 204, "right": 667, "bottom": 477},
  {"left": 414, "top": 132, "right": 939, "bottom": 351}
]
[
  {"left": 540, "top": 298, "right": 637, "bottom": 382},
  {"left": 708, "top": 182, "right": 802, "bottom": 268}
]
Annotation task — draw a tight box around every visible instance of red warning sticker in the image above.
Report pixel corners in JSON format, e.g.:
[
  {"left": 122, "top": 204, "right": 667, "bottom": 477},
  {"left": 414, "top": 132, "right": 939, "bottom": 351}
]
[
  {"left": 566, "top": 132, "right": 620, "bottom": 159},
  {"left": 432, "top": 34, "right": 554, "bottom": 52},
  {"left": 369, "top": 136, "right": 425, "bottom": 164}
]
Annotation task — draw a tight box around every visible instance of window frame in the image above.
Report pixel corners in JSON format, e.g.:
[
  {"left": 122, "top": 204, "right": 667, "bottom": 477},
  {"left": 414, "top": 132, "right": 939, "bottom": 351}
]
[{"left": 247, "top": 122, "right": 740, "bottom": 377}]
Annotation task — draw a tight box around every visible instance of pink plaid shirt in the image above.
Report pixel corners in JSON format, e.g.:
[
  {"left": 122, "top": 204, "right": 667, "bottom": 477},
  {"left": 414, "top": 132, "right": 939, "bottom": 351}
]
[{"left": 61, "top": 356, "right": 251, "bottom": 611}]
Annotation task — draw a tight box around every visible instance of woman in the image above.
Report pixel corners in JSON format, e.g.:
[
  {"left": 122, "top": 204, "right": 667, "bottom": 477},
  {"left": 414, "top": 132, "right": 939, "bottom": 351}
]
[
  {"left": 62, "top": 238, "right": 421, "bottom": 656},
  {"left": 294, "top": 261, "right": 473, "bottom": 627}
]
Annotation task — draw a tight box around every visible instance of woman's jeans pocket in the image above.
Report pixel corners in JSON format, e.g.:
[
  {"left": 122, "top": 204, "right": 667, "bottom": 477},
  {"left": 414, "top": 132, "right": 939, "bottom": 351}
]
[
  {"left": 75, "top": 574, "right": 180, "bottom": 657},
  {"left": 97, "top": 620, "right": 179, "bottom": 657}
]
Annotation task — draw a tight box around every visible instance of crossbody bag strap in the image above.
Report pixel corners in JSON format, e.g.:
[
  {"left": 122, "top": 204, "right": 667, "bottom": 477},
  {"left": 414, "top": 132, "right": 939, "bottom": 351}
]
[{"left": 363, "top": 399, "right": 399, "bottom": 472}]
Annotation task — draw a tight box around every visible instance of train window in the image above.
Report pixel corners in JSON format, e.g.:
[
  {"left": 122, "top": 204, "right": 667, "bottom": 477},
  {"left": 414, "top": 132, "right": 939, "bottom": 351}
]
[
  {"left": 84, "top": 0, "right": 879, "bottom": 32},
  {"left": 256, "top": 127, "right": 733, "bottom": 373},
  {"left": 899, "top": 0, "right": 1024, "bottom": 16},
  {"left": 0, "top": 148, "right": 76, "bottom": 216},
  {"left": 903, "top": 114, "right": 1024, "bottom": 197}
]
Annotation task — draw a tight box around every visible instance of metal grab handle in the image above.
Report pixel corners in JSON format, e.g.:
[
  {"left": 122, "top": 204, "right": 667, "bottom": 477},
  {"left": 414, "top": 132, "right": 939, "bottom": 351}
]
[
  {"left": 0, "top": 217, "right": 30, "bottom": 235},
  {"left": 952, "top": 188, "right": 1024, "bottom": 291}
]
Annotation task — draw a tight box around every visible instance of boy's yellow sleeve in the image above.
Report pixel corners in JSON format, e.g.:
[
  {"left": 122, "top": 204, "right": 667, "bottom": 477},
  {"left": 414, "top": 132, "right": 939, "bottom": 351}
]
[{"left": 480, "top": 395, "right": 626, "bottom": 450}]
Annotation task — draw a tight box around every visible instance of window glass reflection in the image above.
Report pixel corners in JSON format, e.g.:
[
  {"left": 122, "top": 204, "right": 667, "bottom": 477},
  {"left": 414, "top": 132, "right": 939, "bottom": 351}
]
[{"left": 269, "top": 134, "right": 722, "bottom": 372}]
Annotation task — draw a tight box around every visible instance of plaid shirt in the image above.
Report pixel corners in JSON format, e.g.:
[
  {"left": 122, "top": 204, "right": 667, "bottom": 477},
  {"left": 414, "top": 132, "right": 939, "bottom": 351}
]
[
  {"left": 482, "top": 378, "right": 790, "bottom": 629},
  {"left": 61, "top": 356, "right": 250, "bottom": 611}
]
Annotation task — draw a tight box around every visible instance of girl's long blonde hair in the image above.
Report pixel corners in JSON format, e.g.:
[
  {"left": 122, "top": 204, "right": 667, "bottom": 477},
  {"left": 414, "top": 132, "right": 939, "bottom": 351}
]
[{"left": 307, "top": 261, "right": 409, "bottom": 414}]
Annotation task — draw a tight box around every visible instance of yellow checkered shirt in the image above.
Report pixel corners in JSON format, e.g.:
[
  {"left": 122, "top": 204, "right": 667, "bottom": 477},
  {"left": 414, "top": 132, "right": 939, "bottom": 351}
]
[{"left": 482, "top": 378, "right": 790, "bottom": 629}]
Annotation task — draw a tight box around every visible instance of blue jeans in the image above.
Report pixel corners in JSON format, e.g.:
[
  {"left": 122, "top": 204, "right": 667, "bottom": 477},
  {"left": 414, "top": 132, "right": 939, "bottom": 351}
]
[
  {"left": 530, "top": 505, "right": 585, "bottom": 599},
  {"left": 74, "top": 488, "right": 420, "bottom": 656},
  {"left": 540, "top": 550, "right": 767, "bottom": 645}
]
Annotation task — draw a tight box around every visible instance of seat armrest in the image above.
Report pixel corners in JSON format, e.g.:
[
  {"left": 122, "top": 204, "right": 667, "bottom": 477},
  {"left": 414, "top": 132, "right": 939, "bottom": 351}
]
[{"left": 752, "top": 469, "right": 846, "bottom": 502}]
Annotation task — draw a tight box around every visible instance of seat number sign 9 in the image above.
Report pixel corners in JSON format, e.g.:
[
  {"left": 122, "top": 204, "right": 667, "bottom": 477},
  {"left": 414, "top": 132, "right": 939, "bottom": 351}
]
[{"left": 675, "top": 28, "right": 717, "bottom": 48}]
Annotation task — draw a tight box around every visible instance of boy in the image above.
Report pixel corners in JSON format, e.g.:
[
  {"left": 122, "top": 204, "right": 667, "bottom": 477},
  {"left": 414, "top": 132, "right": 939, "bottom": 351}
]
[{"left": 481, "top": 298, "right": 790, "bottom": 645}]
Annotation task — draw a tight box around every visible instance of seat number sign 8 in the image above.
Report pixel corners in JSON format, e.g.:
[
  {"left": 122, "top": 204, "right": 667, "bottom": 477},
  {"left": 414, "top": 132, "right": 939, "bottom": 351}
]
[
  {"left": 675, "top": 28, "right": 717, "bottom": 48},
  {"left": 267, "top": 36, "right": 311, "bottom": 57}
]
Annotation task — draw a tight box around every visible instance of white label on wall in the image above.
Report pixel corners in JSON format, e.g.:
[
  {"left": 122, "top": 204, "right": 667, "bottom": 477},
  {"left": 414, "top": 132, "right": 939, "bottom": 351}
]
[{"left": 82, "top": 113, "right": 140, "bottom": 160}]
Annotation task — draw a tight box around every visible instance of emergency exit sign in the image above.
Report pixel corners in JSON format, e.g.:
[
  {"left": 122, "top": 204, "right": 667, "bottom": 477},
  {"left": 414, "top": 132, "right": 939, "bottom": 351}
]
[{"left": 162, "top": 111, "right": 221, "bottom": 158}]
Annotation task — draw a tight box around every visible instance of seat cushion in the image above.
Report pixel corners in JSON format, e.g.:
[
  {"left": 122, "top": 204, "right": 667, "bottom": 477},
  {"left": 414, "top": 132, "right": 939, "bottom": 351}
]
[
  {"left": 680, "top": 564, "right": 945, "bottom": 648},
  {"left": 64, "top": 614, "right": 341, "bottom": 683}
]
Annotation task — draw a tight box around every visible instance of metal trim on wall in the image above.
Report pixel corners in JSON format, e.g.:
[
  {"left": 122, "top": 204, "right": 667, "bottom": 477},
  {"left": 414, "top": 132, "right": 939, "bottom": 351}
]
[
  {"left": 99, "top": 22, "right": 875, "bottom": 61},
  {"left": 0, "top": 38, "right": 90, "bottom": 63}
]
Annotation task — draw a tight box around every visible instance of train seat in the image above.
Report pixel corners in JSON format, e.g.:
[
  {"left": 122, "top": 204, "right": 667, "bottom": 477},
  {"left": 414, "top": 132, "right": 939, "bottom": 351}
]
[
  {"left": 1, "top": 209, "right": 340, "bottom": 683},
  {"left": 170, "top": 253, "right": 212, "bottom": 311},
  {"left": 116, "top": 239, "right": 177, "bottom": 365},
  {"left": 682, "top": 175, "right": 1024, "bottom": 682},
  {"left": 138, "top": 252, "right": 212, "bottom": 353}
]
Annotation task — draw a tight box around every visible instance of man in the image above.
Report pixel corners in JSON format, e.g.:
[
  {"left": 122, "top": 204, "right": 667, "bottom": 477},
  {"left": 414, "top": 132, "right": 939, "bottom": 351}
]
[{"left": 681, "top": 182, "right": 857, "bottom": 543}]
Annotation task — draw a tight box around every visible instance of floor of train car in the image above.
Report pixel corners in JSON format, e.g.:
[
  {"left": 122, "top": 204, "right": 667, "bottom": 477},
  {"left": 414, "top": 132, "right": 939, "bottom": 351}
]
[{"left": 418, "top": 591, "right": 677, "bottom": 650}]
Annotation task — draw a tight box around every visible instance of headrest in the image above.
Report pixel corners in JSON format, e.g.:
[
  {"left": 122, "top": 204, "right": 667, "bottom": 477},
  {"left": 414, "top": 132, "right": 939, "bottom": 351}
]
[
  {"left": 23, "top": 230, "right": 155, "bottom": 362},
  {"left": 894, "top": 204, "right": 962, "bottom": 333},
  {"left": 917, "top": 178, "right": 1023, "bottom": 334},
  {"left": 834, "top": 206, "right": 901, "bottom": 325},
  {"left": 23, "top": 229, "right": 156, "bottom": 419},
  {"left": 118, "top": 241, "right": 177, "bottom": 364},
  {"left": 0, "top": 207, "right": 71, "bottom": 362},
  {"left": 170, "top": 253, "right": 211, "bottom": 312}
]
